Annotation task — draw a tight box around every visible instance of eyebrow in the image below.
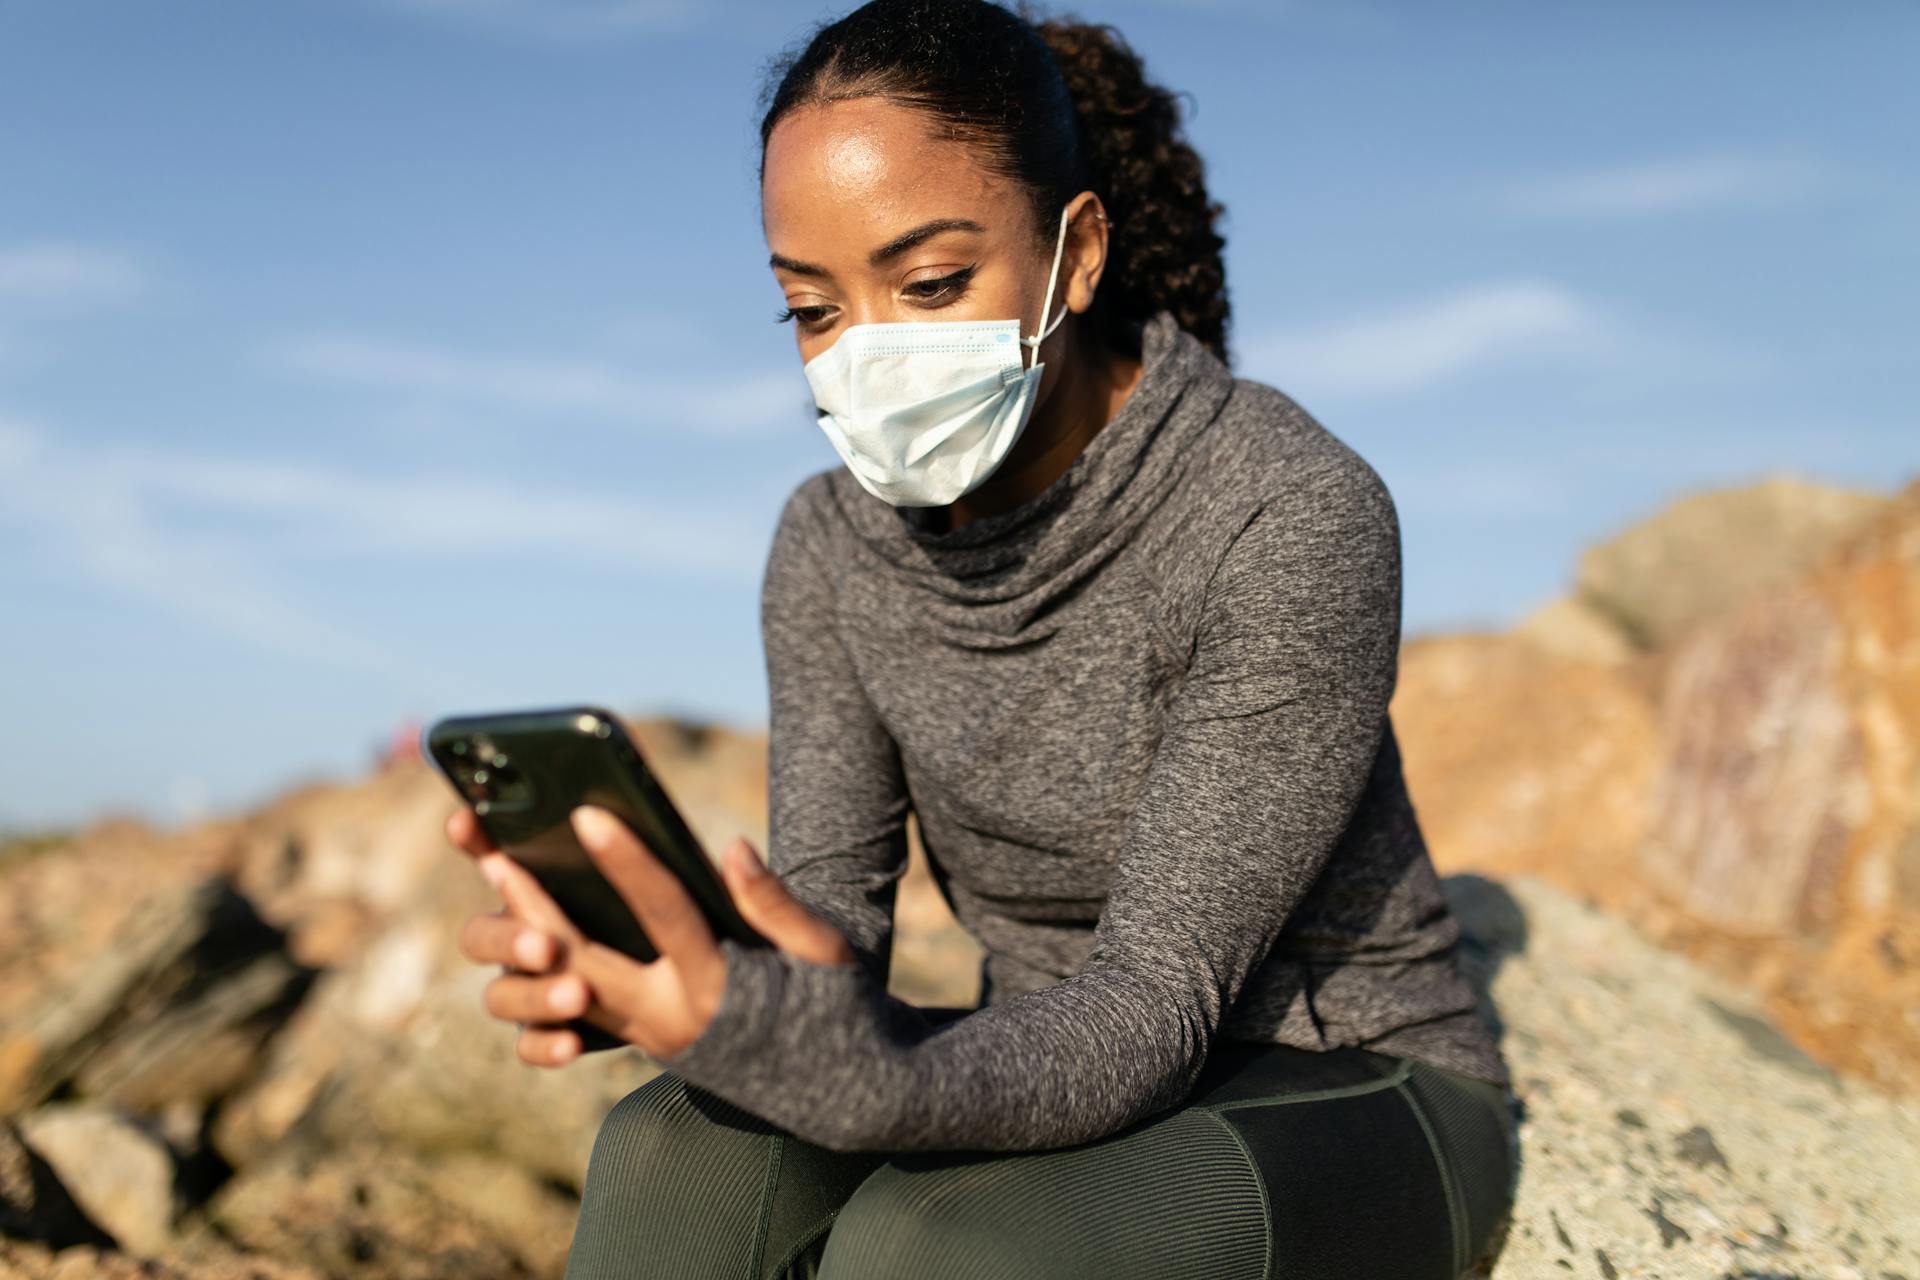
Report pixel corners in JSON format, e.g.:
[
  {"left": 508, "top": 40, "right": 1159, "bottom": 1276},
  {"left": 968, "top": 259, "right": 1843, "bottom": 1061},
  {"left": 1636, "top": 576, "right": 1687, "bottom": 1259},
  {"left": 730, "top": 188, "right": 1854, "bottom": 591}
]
[{"left": 768, "top": 217, "right": 987, "bottom": 278}]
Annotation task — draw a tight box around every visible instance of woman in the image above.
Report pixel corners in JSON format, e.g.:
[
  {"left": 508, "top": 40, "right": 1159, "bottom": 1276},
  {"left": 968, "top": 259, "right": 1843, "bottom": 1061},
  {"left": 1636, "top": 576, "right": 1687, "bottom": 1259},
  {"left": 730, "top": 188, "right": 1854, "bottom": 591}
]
[{"left": 445, "top": 1, "right": 1521, "bottom": 1275}]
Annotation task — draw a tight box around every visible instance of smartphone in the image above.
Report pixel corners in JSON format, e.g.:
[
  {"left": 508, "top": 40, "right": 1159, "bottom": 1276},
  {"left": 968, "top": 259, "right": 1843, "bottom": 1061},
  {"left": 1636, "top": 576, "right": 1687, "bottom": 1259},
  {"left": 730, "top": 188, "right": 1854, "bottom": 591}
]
[{"left": 422, "top": 704, "right": 770, "bottom": 1050}]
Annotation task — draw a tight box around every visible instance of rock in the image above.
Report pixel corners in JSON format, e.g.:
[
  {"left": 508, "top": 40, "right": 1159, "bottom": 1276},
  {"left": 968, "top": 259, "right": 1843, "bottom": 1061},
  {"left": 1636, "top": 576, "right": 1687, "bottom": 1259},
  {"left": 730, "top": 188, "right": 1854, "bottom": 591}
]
[
  {"left": 231, "top": 764, "right": 478, "bottom": 968},
  {"left": 1392, "top": 633, "right": 1661, "bottom": 908},
  {"left": 1575, "top": 472, "right": 1887, "bottom": 649},
  {"left": 208, "top": 849, "right": 667, "bottom": 1189},
  {"left": 0, "top": 817, "right": 240, "bottom": 1039},
  {"left": 1634, "top": 478, "right": 1920, "bottom": 1089},
  {"left": 1512, "top": 595, "right": 1637, "bottom": 665},
  {"left": 1642, "top": 581, "right": 1868, "bottom": 935},
  {"left": 0, "top": 875, "right": 311, "bottom": 1115},
  {"left": 1445, "top": 874, "right": 1920, "bottom": 1278},
  {"left": 890, "top": 814, "right": 985, "bottom": 1008},
  {"left": 14, "top": 1103, "right": 179, "bottom": 1258},
  {"left": 0, "top": 1120, "right": 116, "bottom": 1251},
  {"left": 208, "top": 1141, "right": 575, "bottom": 1279},
  {"left": 0, "top": 1236, "right": 326, "bottom": 1279},
  {"left": 1402, "top": 478, "right": 1920, "bottom": 1094}
]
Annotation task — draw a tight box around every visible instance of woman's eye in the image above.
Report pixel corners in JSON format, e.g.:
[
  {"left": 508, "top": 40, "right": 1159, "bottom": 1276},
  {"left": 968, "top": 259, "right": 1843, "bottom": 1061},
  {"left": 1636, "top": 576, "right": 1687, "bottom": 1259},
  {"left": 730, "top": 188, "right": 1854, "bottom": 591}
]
[
  {"left": 775, "top": 304, "right": 835, "bottom": 328},
  {"left": 904, "top": 267, "right": 975, "bottom": 305}
]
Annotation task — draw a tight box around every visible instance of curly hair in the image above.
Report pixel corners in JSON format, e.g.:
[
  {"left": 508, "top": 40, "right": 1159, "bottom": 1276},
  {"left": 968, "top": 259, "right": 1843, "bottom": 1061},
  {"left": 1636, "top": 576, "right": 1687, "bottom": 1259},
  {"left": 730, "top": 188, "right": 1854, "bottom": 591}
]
[{"left": 756, "top": 0, "right": 1232, "bottom": 366}]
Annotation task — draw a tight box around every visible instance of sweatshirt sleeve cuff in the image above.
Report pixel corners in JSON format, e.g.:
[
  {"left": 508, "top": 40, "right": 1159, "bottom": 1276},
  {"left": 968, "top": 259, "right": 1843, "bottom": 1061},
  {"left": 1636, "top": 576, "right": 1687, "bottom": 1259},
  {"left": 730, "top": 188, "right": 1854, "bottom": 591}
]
[
  {"left": 649, "top": 937, "right": 917, "bottom": 1148},
  {"left": 652, "top": 936, "right": 790, "bottom": 1085}
]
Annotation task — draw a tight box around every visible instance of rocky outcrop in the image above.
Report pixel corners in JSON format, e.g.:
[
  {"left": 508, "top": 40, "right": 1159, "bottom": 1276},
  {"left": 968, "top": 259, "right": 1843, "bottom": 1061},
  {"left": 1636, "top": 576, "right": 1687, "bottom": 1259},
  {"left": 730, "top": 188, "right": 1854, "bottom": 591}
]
[
  {"left": 13, "top": 1104, "right": 180, "bottom": 1258},
  {"left": 1449, "top": 874, "right": 1919, "bottom": 1279},
  {"left": 7, "top": 845, "right": 1913, "bottom": 1277},
  {"left": 1573, "top": 472, "right": 1887, "bottom": 649},
  {"left": 0, "top": 875, "right": 311, "bottom": 1116},
  {"left": 1398, "top": 474, "right": 1920, "bottom": 1095},
  {"left": 0, "top": 717, "right": 774, "bottom": 1278}
]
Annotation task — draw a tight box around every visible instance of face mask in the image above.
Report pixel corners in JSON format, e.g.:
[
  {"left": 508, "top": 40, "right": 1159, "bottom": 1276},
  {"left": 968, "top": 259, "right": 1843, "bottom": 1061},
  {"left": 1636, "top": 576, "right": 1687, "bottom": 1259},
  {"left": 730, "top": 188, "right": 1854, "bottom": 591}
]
[{"left": 801, "top": 204, "right": 1074, "bottom": 508}]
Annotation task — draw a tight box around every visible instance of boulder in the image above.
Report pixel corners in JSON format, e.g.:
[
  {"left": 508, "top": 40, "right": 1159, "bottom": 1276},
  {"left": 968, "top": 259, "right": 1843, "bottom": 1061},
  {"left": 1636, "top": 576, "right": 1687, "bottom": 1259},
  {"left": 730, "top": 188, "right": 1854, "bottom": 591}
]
[
  {"left": 14, "top": 1103, "right": 178, "bottom": 1258},
  {"left": 1575, "top": 472, "right": 1886, "bottom": 649},
  {"left": 1401, "top": 478, "right": 1920, "bottom": 1094},
  {"left": 0, "top": 1120, "right": 115, "bottom": 1252},
  {"left": 0, "top": 1236, "right": 325, "bottom": 1279},
  {"left": 1446, "top": 874, "right": 1919, "bottom": 1279},
  {"left": 208, "top": 1142, "right": 577, "bottom": 1279},
  {"left": 1511, "top": 595, "right": 1636, "bottom": 665},
  {"left": 1392, "top": 633, "right": 1661, "bottom": 908},
  {"left": 0, "top": 874, "right": 312, "bottom": 1116},
  {"left": 209, "top": 858, "right": 665, "bottom": 1190}
]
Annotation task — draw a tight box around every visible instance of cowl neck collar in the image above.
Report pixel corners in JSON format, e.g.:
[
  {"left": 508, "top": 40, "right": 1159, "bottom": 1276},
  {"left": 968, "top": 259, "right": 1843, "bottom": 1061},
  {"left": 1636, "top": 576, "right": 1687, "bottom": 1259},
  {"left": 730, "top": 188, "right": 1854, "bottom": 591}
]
[{"left": 821, "top": 312, "right": 1234, "bottom": 636}]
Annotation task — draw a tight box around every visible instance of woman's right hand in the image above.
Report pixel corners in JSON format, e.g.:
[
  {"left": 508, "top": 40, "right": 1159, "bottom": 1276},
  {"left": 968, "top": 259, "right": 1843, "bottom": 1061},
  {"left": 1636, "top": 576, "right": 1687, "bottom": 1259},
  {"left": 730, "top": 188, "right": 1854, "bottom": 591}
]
[{"left": 444, "top": 808, "right": 591, "bottom": 1067}]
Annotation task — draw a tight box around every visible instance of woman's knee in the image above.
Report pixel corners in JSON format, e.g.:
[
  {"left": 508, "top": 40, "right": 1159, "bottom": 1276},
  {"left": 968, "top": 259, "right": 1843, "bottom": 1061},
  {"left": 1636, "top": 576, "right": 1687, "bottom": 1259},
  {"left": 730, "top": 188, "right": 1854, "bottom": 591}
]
[
  {"left": 819, "top": 1111, "right": 1266, "bottom": 1280},
  {"left": 566, "top": 1071, "right": 780, "bottom": 1279},
  {"left": 818, "top": 1159, "right": 1029, "bottom": 1279},
  {"left": 589, "top": 1070, "right": 772, "bottom": 1164}
]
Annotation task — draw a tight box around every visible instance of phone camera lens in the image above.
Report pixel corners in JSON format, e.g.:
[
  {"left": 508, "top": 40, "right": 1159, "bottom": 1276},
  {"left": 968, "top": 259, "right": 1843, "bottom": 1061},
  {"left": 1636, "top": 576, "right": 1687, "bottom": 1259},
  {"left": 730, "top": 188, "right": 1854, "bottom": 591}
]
[
  {"left": 472, "top": 767, "right": 491, "bottom": 786},
  {"left": 490, "top": 752, "right": 509, "bottom": 769},
  {"left": 450, "top": 740, "right": 470, "bottom": 756}
]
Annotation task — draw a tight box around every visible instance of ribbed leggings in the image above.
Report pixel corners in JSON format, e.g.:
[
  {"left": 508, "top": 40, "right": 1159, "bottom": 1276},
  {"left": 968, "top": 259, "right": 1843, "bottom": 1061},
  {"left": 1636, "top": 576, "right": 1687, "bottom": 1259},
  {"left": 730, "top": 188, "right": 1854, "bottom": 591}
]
[{"left": 562, "top": 1039, "right": 1520, "bottom": 1280}]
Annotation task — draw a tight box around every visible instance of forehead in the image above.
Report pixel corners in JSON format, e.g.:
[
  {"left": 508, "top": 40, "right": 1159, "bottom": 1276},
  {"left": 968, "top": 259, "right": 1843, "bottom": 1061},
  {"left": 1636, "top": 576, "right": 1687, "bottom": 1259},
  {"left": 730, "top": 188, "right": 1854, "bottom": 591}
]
[{"left": 761, "top": 97, "right": 1018, "bottom": 248}]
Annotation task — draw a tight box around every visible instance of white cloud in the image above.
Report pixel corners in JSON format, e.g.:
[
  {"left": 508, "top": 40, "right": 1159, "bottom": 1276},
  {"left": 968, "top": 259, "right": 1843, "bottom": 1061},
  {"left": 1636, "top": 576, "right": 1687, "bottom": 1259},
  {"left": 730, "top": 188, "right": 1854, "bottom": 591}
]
[
  {"left": 265, "top": 332, "right": 807, "bottom": 434},
  {"left": 0, "top": 422, "right": 401, "bottom": 672},
  {"left": 1502, "top": 151, "right": 1825, "bottom": 217},
  {"left": 0, "top": 242, "right": 151, "bottom": 380},
  {"left": 0, "top": 243, "right": 146, "bottom": 305},
  {"left": 114, "top": 450, "right": 765, "bottom": 571},
  {"left": 0, "top": 418, "right": 766, "bottom": 673},
  {"left": 1243, "top": 280, "right": 1605, "bottom": 397}
]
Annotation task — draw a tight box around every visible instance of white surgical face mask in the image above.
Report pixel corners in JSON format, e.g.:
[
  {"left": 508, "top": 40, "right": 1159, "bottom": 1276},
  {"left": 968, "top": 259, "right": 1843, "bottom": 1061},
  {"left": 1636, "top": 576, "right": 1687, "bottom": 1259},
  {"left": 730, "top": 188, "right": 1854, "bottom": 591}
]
[{"left": 801, "top": 204, "right": 1074, "bottom": 508}]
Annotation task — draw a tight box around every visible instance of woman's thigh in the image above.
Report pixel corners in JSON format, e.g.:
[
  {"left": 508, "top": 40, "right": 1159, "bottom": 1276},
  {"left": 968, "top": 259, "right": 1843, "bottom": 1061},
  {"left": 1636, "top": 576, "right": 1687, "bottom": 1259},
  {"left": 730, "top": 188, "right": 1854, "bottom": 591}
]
[
  {"left": 819, "top": 1044, "right": 1517, "bottom": 1280},
  {"left": 564, "top": 1070, "right": 886, "bottom": 1280}
]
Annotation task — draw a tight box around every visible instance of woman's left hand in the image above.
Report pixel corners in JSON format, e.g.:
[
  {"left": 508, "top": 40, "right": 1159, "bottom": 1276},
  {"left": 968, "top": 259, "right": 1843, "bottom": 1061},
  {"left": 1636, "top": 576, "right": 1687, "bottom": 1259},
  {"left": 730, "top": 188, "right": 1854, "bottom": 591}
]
[{"left": 445, "top": 804, "right": 856, "bottom": 1067}]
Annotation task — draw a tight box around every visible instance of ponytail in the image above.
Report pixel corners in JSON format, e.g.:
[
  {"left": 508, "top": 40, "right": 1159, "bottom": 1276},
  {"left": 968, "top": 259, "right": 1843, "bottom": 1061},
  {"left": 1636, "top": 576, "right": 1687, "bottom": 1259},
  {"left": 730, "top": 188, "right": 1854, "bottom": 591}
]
[
  {"left": 757, "top": 0, "right": 1232, "bottom": 365},
  {"left": 1030, "top": 16, "right": 1230, "bottom": 364}
]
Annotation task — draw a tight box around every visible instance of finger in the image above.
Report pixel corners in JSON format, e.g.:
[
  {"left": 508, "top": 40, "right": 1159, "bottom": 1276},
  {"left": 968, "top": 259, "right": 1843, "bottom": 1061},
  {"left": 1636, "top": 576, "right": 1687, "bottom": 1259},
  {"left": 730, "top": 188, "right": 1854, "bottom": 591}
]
[
  {"left": 570, "top": 806, "right": 723, "bottom": 989},
  {"left": 445, "top": 808, "right": 499, "bottom": 857},
  {"left": 458, "top": 910, "right": 560, "bottom": 972},
  {"left": 516, "top": 1023, "right": 583, "bottom": 1068},
  {"left": 483, "top": 852, "right": 584, "bottom": 943},
  {"left": 484, "top": 970, "right": 592, "bottom": 1024},
  {"left": 721, "top": 839, "right": 856, "bottom": 967}
]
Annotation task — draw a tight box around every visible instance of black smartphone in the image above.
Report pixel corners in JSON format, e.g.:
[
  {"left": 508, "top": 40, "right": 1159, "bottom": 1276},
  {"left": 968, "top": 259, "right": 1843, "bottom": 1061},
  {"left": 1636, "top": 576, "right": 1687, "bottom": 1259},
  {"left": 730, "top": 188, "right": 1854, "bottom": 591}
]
[{"left": 422, "top": 704, "right": 770, "bottom": 1051}]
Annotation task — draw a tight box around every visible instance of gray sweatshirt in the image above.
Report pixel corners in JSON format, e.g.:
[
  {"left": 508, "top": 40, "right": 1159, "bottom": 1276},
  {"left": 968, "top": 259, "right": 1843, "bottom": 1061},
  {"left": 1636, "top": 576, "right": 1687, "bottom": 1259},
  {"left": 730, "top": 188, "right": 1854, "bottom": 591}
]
[{"left": 659, "top": 311, "right": 1509, "bottom": 1153}]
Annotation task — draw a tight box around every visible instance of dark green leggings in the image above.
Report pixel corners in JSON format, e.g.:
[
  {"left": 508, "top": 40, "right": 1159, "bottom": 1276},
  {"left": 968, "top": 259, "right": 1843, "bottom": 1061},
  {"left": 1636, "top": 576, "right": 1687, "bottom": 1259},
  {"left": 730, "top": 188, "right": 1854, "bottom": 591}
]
[{"left": 563, "top": 1040, "right": 1520, "bottom": 1280}]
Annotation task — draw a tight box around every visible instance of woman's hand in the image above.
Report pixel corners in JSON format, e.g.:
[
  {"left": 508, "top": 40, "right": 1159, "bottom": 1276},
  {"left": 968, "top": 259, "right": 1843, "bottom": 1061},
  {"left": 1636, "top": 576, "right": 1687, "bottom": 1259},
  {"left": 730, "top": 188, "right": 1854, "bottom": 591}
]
[{"left": 443, "top": 805, "right": 855, "bottom": 1068}]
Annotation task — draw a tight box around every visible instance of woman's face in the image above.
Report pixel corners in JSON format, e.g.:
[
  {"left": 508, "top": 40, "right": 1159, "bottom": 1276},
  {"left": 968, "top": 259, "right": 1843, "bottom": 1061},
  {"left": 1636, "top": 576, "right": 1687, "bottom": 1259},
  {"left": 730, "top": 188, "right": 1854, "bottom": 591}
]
[{"left": 761, "top": 97, "right": 1090, "bottom": 371}]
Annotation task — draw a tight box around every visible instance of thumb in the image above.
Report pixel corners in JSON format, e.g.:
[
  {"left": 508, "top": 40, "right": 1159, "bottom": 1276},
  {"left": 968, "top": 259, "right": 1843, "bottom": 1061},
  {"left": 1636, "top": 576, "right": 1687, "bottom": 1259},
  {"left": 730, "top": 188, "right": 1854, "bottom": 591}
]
[{"left": 723, "top": 840, "right": 856, "bottom": 968}]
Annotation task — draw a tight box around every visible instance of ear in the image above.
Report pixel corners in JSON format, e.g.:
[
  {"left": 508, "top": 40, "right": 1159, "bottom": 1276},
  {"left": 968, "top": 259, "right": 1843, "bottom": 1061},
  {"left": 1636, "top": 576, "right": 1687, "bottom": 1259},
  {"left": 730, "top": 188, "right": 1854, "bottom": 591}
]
[{"left": 1061, "top": 190, "right": 1111, "bottom": 315}]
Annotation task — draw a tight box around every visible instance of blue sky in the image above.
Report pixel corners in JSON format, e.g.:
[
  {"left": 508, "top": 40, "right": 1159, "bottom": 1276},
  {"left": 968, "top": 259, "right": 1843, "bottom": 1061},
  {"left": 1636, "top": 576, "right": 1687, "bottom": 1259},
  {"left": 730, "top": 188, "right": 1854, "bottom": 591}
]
[{"left": 2, "top": 0, "right": 1915, "bottom": 832}]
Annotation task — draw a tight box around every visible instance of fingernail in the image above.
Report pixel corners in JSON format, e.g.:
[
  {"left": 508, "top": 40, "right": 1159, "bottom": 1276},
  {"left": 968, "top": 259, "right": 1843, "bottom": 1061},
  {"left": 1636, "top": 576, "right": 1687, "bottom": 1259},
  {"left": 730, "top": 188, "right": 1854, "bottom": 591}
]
[
  {"left": 548, "top": 978, "right": 582, "bottom": 1014},
  {"left": 479, "top": 857, "right": 506, "bottom": 891},
  {"left": 571, "top": 806, "right": 615, "bottom": 846},
  {"left": 514, "top": 931, "right": 547, "bottom": 969},
  {"left": 735, "top": 843, "right": 768, "bottom": 880}
]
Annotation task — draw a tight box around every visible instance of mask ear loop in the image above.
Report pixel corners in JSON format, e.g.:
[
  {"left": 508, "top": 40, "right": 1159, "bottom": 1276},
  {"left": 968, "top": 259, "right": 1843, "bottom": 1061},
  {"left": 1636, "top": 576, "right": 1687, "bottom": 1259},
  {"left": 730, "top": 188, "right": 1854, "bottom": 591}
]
[{"left": 1019, "top": 204, "right": 1076, "bottom": 370}]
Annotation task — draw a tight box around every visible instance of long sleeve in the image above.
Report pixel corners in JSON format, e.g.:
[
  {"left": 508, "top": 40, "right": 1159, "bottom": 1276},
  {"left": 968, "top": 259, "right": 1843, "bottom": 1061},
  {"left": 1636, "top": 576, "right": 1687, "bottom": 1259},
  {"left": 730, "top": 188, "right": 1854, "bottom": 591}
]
[
  {"left": 756, "top": 481, "right": 912, "bottom": 985},
  {"left": 660, "top": 459, "right": 1405, "bottom": 1153}
]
